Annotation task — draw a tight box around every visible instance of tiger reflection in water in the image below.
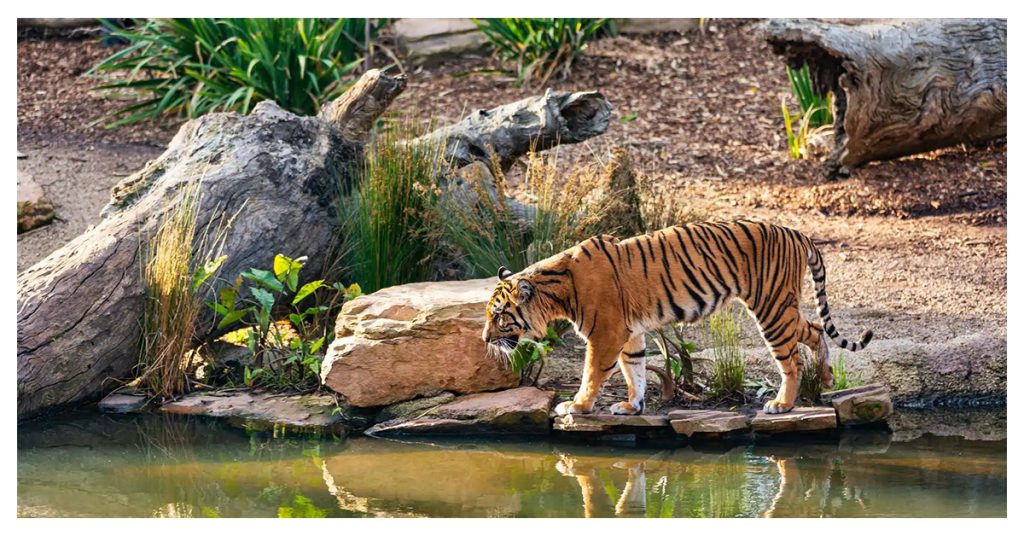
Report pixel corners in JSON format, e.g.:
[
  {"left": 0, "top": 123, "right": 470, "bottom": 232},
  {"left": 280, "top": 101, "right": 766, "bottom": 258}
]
[{"left": 555, "top": 454, "right": 647, "bottom": 518}]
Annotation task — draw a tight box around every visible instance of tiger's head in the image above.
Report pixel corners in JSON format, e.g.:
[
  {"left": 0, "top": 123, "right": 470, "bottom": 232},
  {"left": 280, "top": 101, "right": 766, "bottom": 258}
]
[{"left": 482, "top": 266, "right": 544, "bottom": 356}]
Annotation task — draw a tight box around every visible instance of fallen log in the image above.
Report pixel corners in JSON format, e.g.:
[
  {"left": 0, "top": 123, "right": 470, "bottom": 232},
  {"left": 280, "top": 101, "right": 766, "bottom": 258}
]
[
  {"left": 761, "top": 18, "right": 1006, "bottom": 177},
  {"left": 16, "top": 69, "right": 613, "bottom": 420}
]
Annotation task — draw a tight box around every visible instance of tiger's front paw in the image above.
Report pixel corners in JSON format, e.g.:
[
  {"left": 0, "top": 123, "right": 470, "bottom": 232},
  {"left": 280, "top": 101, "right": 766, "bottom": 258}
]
[
  {"left": 763, "top": 398, "right": 794, "bottom": 414},
  {"left": 555, "top": 400, "right": 589, "bottom": 416},
  {"left": 609, "top": 401, "right": 642, "bottom": 415}
]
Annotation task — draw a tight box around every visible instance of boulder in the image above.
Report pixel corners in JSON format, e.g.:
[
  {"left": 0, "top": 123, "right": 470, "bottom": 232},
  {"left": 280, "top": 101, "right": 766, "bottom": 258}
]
[
  {"left": 553, "top": 413, "right": 670, "bottom": 432},
  {"left": 365, "top": 387, "right": 554, "bottom": 437},
  {"left": 751, "top": 407, "right": 837, "bottom": 434},
  {"left": 97, "top": 392, "right": 148, "bottom": 414},
  {"left": 160, "top": 391, "right": 362, "bottom": 434},
  {"left": 821, "top": 384, "right": 893, "bottom": 426},
  {"left": 668, "top": 409, "right": 751, "bottom": 437},
  {"left": 321, "top": 278, "right": 519, "bottom": 407},
  {"left": 17, "top": 170, "right": 54, "bottom": 234}
]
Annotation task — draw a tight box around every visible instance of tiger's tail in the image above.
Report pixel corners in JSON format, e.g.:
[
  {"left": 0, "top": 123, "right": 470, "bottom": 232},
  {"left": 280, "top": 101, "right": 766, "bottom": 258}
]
[{"left": 805, "top": 240, "right": 873, "bottom": 351}]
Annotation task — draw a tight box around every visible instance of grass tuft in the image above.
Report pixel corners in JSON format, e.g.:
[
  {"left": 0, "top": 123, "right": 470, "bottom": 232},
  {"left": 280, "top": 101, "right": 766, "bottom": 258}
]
[
  {"left": 708, "top": 307, "right": 745, "bottom": 397},
  {"left": 139, "top": 183, "right": 224, "bottom": 398},
  {"left": 472, "top": 18, "right": 611, "bottom": 86}
]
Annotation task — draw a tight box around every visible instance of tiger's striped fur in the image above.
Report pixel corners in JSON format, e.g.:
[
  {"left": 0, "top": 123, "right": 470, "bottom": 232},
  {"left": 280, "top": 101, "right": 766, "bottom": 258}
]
[{"left": 482, "top": 220, "right": 873, "bottom": 415}]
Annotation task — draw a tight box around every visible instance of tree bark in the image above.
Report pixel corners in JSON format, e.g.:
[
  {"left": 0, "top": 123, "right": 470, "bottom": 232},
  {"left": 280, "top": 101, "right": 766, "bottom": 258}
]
[
  {"left": 17, "top": 70, "right": 613, "bottom": 420},
  {"left": 761, "top": 18, "right": 1006, "bottom": 176}
]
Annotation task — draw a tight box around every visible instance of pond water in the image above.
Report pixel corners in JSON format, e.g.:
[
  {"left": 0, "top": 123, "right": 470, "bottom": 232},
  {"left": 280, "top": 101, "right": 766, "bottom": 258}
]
[{"left": 18, "top": 411, "right": 1005, "bottom": 518}]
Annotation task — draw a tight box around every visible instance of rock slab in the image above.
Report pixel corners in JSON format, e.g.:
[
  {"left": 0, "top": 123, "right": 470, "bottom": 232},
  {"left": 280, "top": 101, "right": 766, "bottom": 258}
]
[
  {"left": 160, "top": 391, "right": 354, "bottom": 433},
  {"left": 668, "top": 409, "right": 751, "bottom": 437},
  {"left": 751, "top": 406, "right": 837, "bottom": 434},
  {"left": 17, "top": 170, "right": 54, "bottom": 234},
  {"left": 822, "top": 384, "right": 893, "bottom": 426},
  {"left": 553, "top": 413, "right": 670, "bottom": 432},
  {"left": 97, "top": 392, "right": 148, "bottom": 414},
  {"left": 366, "top": 387, "right": 554, "bottom": 437},
  {"left": 321, "top": 278, "right": 519, "bottom": 407}
]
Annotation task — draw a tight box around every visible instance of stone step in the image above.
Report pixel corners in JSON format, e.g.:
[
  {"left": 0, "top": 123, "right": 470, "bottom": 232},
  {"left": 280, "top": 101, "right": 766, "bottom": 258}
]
[
  {"left": 366, "top": 387, "right": 554, "bottom": 437},
  {"left": 751, "top": 406, "right": 837, "bottom": 434},
  {"left": 552, "top": 413, "right": 670, "bottom": 432},
  {"left": 822, "top": 384, "right": 893, "bottom": 426},
  {"left": 668, "top": 409, "right": 751, "bottom": 437}
]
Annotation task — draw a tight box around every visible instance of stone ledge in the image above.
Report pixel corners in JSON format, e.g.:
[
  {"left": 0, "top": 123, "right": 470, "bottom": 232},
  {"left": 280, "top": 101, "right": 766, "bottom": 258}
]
[
  {"left": 668, "top": 409, "right": 751, "bottom": 437},
  {"left": 366, "top": 387, "right": 554, "bottom": 437},
  {"left": 822, "top": 384, "right": 893, "bottom": 426},
  {"left": 553, "top": 413, "right": 669, "bottom": 432},
  {"left": 751, "top": 407, "right": 837, "bottom": 434}
]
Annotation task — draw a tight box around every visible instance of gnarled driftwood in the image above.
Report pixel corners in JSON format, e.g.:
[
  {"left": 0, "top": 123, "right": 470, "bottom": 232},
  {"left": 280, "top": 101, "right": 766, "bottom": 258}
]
[{"left": 761, "top": 18, "right": 1006, "bottom": 177}]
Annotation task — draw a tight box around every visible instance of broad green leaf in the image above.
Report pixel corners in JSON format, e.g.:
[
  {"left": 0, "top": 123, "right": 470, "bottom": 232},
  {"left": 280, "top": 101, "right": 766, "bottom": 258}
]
[
  {"left": 309, "top": 336, "right": 325, "bottom": 354},
  {"left": 292, "top": 279, "right": 325, "bottom": 305},
  {"left": 243, "top": 268, "right": 283, "bottom": 293},
  {"left": 191, "top": 255, "right": 227, "bottom": 291},
  {"left": 251, "top": 287, "right": 276, "bottom": 313},
  {"left": 219, "top": 287, "right": 238, "bottom": 310},
  {"left": 216, "top": 308, "right": 250, "bottom": 330}
]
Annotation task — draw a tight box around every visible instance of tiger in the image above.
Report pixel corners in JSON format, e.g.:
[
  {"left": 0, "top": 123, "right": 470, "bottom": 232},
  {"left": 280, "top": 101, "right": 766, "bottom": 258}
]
[{"left": 482, "top": 220, "right": 872, "bottom": 415}]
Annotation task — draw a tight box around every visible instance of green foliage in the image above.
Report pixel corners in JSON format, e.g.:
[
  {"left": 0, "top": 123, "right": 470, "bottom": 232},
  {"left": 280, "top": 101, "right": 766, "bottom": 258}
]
[
  {"left": 781, "top": 63, "right": 834, "bottom": 161},
  {"left": 708, "top": 309, "right": 745, "bottom": 397},
  {"left": 830, "top": 352, "right": 861, "bottom": 391},
  {"left": 472, "top": 18, "right": 610, "bottom": 86},
  {"left": 651, "top": 323, "right": 698, "bottom": 396},
  {"left": 436, "top": 152, "right": 616, "bottom": 277},
  {"left": 509, "top": 325, "right": 564, "bottom": 384},
  {"left": 339, "top": 123, "right": 446, "bottom": 293},
  {"left": 786, "top": 63, "right": 833, "bottom": 127},
  {"left": 92, "top": 18, "right": 385, "bottom": 126},
  {"left": 208, "top": 253, "right": 361, "bottom": 391}
]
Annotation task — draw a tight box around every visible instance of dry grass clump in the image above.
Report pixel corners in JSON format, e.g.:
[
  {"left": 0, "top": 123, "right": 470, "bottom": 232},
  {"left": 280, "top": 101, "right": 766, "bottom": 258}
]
[
  {"left": 139, "top": 183, "right": 228, "bottom": 398},
  {"left": 438, "top": 150, "right": 622, "bottom": 277}
]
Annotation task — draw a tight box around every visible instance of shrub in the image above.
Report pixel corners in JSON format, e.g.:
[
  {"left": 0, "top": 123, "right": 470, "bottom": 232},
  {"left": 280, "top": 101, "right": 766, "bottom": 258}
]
[
  {"left": 436, "top": 151, "right": 616, "bottom": 278},
  {"left": 472, "top": 18, "right": 610, "bottom": 86},
  {"left": 92, "top": 18, "right": 384, "bottom": 126},
  {"left": 340, "top": 123, "right": 447, "bottom": 293},
  {"left": 708, "top": 308, "right": 745, "bottom": 397},
  {"left": 139, "top": 183, "right": 225, "bottom": 397},
  {"left": 207, "top": 253, "right": 361, "bottom": 391}
]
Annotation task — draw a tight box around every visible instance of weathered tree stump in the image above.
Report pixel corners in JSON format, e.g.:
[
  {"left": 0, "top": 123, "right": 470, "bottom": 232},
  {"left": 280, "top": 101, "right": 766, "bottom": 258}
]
[
  {"left": 761, "top": 18, "right": 1006, "bottom": 177},
  {"left": 17, "top": 69, "right": 613, "bottom": 420}
]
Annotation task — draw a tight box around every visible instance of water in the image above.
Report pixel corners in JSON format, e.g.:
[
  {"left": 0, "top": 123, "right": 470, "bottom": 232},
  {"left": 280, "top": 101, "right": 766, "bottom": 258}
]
[{"left": 18, "top": 411, "right": 1006, "bottom": 518}]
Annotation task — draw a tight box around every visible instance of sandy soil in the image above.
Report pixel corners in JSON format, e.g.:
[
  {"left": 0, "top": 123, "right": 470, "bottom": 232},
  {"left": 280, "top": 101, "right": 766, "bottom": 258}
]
[{"left": 16, "top": 21, "right": 1006, "bottom": 405}]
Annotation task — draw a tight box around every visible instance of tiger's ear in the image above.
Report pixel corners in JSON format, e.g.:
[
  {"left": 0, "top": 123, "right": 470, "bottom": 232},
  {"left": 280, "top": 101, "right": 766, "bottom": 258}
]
[
  {"left": 516, "top": 279, "right": 534, "bottom": 302},
  {"left": 498, "top": 266, "right": 513, "bottom": 281}
]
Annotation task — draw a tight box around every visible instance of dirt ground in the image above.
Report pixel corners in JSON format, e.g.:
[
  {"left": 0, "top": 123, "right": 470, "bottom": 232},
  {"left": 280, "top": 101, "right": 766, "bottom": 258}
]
[{"left": 16, "top": 20, "right": 1006, "bottom": 405}]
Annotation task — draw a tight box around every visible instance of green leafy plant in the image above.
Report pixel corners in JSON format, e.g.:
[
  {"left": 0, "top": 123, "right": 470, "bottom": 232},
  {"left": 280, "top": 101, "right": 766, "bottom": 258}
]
[
  {"left": 782, "top": 97, "right": 830, "bottom": 160},
  {"left": 339, "top": 123, "right": 446, "bottom": 293},
  {"left": 509, "top": 324, "right": 564, "bottom": 384},
  {"left": 437, "top": 151, "right": 616, "bottom": 278},
  {"left": 208, "top": 253, "right": 361, "bottom": 391},
  {"left": 708, "top": 309, "right": 745, "bottom": 397},
  {"left": 472, "top": 18, "right": 610, "bottom": 86},
  {"left": 786, "top": 63, "right": 832, "bottom": 127},
  {"left": 651, "top": 323, "right": 699, "bottom": 399},
  {"left": 830, "top": 351, "right": 861, "bottom": 391},
  {"left": 91, "top": 18, "right": 385, "bottom": 127}
]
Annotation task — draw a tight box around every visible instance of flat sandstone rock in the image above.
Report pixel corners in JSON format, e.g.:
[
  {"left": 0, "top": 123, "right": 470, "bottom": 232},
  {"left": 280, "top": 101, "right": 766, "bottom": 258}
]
[
  {"left": 97, "top": 392, "right": 148, "bottom": 414},
  {"left": 822, "top": 384, "right": 893, "bottom": 426},
  {"left": 161, "top": 391, "right": 352, "bottom": 433},
  {"left": 553, "top": 413, "right": 670, "bottom": 432},
  {"left": 366, "top": 387, "right": 554, "bottom": 437},
  {"left": 668, "top": 409, "right": 751, "bottom": 437},
  {"left": 751, "top": 406, "right": 837, "bottom": 434}
]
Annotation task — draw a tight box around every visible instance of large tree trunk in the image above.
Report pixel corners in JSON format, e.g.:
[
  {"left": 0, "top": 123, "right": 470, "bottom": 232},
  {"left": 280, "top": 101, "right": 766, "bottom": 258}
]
[
  {"left": 761, "top": 18, "right": 1006, "bottom": 177},
  {"left": 16, "top": 70, "right": 613, "bottom": 420}
]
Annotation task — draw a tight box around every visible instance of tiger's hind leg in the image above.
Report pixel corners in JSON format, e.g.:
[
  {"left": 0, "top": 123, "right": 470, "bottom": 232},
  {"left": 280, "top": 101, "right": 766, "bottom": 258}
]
[
  {"left": 610, "top": 333, "right": 647, "bottom": 415},
  {"left": 751, "top": 301, "right": 804, "bottom": 414}
]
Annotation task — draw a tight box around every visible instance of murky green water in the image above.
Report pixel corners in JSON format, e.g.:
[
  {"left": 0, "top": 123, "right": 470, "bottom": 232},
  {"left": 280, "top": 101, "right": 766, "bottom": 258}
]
[{"left": 18, "top": 411, "right": 1005, "bottom": 518}]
